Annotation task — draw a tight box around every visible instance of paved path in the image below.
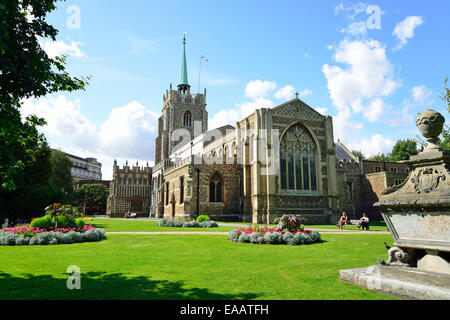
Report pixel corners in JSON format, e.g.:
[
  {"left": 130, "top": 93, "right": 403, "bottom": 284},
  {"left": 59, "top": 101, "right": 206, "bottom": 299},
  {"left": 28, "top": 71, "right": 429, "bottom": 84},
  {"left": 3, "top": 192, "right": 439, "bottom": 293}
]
[{"left": 106, "top": 230, "right": 390, "bottom": 235}]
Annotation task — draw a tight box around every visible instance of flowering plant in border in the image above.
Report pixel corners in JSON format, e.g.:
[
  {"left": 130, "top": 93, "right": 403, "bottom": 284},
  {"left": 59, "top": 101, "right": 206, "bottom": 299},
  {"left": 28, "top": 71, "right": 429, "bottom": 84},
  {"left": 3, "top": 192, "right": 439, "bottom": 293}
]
[
  {"left": 228, "top": 226, "right": 321, "bottom": 246},
  {"left": 2, "top": 224, "right": 97, "bottom": 237}
]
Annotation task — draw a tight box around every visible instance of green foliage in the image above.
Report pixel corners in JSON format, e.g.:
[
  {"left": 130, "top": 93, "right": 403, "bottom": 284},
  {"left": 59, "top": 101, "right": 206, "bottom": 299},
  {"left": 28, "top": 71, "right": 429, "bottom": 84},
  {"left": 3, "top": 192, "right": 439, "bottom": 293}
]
[
  {"left": 390, "top": 139, "right": 418, "bottom": 162},
  {"left": 76, "top": 184, "right": 109, "bottom": 212},
  {"left": 351, "top": 150, "right": 366, "bottom": 160},
  {"left": 0, "top": 1, "right": 89, "bottom": 191},
  {"left": 275, "top": 215, "right": 306, "bottom": 232},
  {"left": 196, "top": 215, "right": 210, "bottom": 222},
  {"left": 49, "top": 150, "right": 74, "bottom": 198},
  {"left": 52, "top": 215, "right": 76, "bottom": 228},
  {"left": 75, "top": 218, "right": 85, "bottom": 229},
  {"left": 30, "top": 216, "right": 53, "bottom": 229},
  {"left": 438, "top": 77, "right": 450, "bottom": 152},
  {"left": 44, "top": 203, "right": 81, "bottom": 219},
  {"left": 369, "top": 152, "right": 391, "bottom": 162}
]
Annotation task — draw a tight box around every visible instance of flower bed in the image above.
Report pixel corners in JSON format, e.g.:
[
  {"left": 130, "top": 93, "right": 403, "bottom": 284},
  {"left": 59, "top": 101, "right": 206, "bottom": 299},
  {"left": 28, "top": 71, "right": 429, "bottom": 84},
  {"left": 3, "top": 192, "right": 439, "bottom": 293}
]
[
  {"left": 228, "top": 227, "right": 321, "bottom": 246},
  {"left": 0, "top": 203, "right": 106, "bottom": 246},
  {"left": 157, "top": 218, "right": 219, "bottom": 228},
  {"left": 0, "top": 227, "right": 106, "bottom": 246}
]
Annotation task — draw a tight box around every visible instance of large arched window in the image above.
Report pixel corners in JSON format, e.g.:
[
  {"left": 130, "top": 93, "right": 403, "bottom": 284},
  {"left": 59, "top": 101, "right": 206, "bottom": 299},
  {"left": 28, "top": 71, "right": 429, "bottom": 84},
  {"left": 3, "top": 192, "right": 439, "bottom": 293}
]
[
  {"left": 280, "top": 123, "right": 317, "bottom": 191},
  {"left": 183, "top": 111, "right": 192, "bottom": 127},
  {"left": 209, "top": 173, "right": 223, "bottom": 202}
]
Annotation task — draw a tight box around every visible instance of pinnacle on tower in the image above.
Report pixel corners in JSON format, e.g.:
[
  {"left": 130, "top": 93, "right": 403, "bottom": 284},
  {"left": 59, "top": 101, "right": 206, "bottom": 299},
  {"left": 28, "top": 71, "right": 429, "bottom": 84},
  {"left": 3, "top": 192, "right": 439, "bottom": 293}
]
[{"left": 178, "top": 32, "right": 190, "bottom": 94}]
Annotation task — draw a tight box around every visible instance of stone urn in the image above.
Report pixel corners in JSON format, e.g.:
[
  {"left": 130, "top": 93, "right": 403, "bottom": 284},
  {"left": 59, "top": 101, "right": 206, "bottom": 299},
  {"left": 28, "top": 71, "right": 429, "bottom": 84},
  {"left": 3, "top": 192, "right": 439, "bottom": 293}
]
[
  {"left": 416, "top": 109, "right": 445, "bottom": 152},
  {"left": 339, "top": 109, "right": 450, "bottom": 299},
  {"left": 375, "top": 109, "right": 450, "bottom": 275}
]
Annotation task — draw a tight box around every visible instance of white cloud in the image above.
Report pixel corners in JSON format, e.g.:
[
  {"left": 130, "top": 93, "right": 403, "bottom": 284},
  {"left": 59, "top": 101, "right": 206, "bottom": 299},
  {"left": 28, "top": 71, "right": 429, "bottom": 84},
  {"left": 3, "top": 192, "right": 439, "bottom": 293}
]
[
  {"left": 314, "top": 107, "right": 328, "bottom": 115},
  {"left": 393, "top": 16, "right": 423, "bottom": 49},
  {"left": 244, "top": 80, "right": 277, "bottom": 100},
  {"left": 340, "top": 21, "right": 367, "bottom": 36},
  {"left": 98, "top": 101, "right": 159, "bottom": 160},
  {"left": 347, "top": 134, "right": 394, "bottom": 158},
  {"left": 364, "top": 97, "right": 389, "bottom": 123},
  {"left": 39, "top": 39, "right": 85, "bottom": 59},
  {"left": 299, "top": 89, "right": 313, "bottom": 97},
  {"left": 209, "top": 80, "right": 279, "bottom": 129},
  {"left": 21, "top": 95, "right": 97, "bottom": 150},
  {"left": 322, "top": 39, "right": 398, "bottom": 114},
  {"left": 274, "top": 85, "right": 295, "bottom": 100},
  {"left": 411, "top": 85, "right": 433, "bottom": 104},
  {"left": 21, "top": 96, "right": 159, "bottom": 178}
]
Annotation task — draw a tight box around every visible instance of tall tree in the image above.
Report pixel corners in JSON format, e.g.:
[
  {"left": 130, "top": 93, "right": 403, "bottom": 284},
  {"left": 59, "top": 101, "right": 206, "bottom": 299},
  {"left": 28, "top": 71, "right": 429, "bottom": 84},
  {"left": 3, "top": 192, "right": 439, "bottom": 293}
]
[
  {"left": 49, "top": 149, "right": 74, "bottom": 198},
  {"left": 0, "top": 0, "right": 89, "bottom": 191},
  {"left": 391, "top": 139, "right": 418, "bottom": 162},
  {"left": 77, "top": 184, "right": 110, "bottom": 214}
]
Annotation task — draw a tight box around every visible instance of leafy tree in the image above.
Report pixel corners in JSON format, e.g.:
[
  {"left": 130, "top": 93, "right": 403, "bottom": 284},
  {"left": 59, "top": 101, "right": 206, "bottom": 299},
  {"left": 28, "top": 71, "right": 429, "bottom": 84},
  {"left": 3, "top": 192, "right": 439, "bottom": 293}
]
[
  {"left": 351, "top": 150, "right": 365, "bottom": 160},
  {"left": 0, "top": 0, "right": 89, "bottom": 191},
  {"left": 49, "top": 149, "right": 74, "bottom": 198},
  {"left": 369, "top": 153, "right": 391, "bottom": 162},
  {"left": 77, "top": 184, "right": 110, "bottom": 214},
  {"left": 0, "top": 141, "right": 64, "bottom": 221},
  {"left": 390, "top": 139, "right": 418, "bottom": 162},
  {"left": 437, "top": 78, "right": 450, "bottom": 151}
]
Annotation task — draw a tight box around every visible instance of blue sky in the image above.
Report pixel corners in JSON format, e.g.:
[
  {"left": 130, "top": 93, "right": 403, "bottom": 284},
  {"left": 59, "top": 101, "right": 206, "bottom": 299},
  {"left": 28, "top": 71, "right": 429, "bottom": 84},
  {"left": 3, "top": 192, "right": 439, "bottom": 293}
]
[{"left": 21, "top": 0, "right": 450, "bottom": 179}]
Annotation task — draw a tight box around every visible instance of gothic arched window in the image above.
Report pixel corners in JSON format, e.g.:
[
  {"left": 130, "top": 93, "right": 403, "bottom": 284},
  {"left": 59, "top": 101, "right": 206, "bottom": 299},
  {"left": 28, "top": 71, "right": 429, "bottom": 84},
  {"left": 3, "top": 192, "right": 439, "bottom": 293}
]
[
  {"left": 183, "top": 111, "right": 192, "bottom": 127},
  {"left": 280, "top": 123, "right": 317, "bottom": 192},
  {"left": 209, "top": 173, "right": 223, "bottom": 203}
]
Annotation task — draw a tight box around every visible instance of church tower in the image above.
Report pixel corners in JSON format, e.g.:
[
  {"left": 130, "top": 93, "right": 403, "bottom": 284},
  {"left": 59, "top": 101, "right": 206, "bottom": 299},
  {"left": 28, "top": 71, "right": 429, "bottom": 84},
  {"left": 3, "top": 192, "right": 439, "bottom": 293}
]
[{"left": 154, "top": 33, "right": 208, "bottom": 164}]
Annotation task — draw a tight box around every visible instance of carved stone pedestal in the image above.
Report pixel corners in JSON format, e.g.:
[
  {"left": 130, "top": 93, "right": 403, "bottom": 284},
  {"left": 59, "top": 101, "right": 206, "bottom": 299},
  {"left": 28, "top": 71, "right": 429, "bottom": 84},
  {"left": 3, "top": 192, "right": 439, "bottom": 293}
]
[{"left": 339, "top": 109, "right": 450, "bottom": 299}]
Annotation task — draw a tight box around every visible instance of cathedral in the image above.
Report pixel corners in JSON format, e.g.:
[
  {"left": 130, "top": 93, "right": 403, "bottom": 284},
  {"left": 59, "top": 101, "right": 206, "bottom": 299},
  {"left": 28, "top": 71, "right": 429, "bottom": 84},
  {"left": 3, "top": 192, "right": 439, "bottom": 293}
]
[{"left": 106, "top": 35, "right": 408, "bottom": 224}]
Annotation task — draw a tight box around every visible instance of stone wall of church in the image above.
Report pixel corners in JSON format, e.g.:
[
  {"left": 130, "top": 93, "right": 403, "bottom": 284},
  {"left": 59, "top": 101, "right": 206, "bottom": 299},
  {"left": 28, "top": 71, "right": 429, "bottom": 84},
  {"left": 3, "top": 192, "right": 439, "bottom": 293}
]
[{"left": 160, "top": 162, "right": 242, "bottom": 221}]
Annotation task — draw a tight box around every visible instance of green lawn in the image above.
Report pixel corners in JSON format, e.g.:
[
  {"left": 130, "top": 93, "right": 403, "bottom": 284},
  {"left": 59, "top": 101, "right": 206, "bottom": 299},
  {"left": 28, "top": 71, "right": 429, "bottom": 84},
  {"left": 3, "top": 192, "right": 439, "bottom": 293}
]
[
  {"left": 0, "top": 232, "right": 397, "bottom": 300},
  {"left": 89, "top": 219, "right": 235, "bottom": 232}
]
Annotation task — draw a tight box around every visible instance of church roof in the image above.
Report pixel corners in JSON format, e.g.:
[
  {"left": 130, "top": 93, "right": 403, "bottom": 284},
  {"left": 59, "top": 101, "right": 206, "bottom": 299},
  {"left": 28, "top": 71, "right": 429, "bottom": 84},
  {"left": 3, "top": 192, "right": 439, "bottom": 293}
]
[{"left": 335, "top": 140, "right": 359, "bottom": 163}]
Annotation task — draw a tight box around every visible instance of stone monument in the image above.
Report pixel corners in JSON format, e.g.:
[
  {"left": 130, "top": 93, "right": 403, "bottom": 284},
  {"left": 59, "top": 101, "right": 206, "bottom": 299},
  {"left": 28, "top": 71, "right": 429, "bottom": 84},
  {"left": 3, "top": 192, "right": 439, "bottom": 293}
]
[{"left": 339, "top": 109, "right": 450, "bottom": 299}]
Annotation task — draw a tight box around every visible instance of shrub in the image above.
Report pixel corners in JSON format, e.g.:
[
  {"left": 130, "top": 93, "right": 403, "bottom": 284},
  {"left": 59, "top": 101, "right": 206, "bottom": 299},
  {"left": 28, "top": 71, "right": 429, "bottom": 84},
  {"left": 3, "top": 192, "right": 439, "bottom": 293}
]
[
  {"left": 228, "top": 229, "right": 240, "bottom": 242},
  {"left": 182, "top": 221, "right": 201, "bottom": 228},
  {"left": 276, "top": 215, "right": 306, "bottom": 232},
  {"left": 196, "top": 215, "right": 210, "bottom": 223},
  {"left": 173, "top": 220, "right": 184, "bottom": 227},
  {"left": 263, "top": 231, "right": 283, "bottom": 244},
  {"left": 30, "top": 216, "right": 54, "bottom": 229},
  {"left": 249, "top": 232, "right": 263, "bottom": 244},
  {"left": 75, "top": 218, "right": 85, "bottom": 229},
  {"left": 238, "top": 233, "right": 251, "bottom": 243},
  {"left": 228, "top": 227, "right": 321, "bottom": 246},
  {"left": 53, "top": 215, "right": 76, "bottom": 228},
  {"left": 16, "top": 235, "right": 30, "bottom": 246},
  {"left": 200, "top": 221, "right": 218, "bottom": 228}
]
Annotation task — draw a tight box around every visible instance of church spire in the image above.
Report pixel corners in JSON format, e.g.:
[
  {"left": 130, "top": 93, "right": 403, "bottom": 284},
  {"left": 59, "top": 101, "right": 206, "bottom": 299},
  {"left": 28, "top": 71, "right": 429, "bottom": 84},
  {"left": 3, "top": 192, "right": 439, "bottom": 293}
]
[{"left": 178, "top": 32, "right": 190, "bottom": 94}]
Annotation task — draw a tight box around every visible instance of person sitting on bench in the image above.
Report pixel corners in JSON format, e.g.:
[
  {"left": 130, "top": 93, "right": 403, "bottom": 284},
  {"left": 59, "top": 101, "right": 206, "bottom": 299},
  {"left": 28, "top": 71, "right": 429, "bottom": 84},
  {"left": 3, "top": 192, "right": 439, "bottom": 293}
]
[
  {"left": 337, "top": 212, "right": 349, "bottom": 230},
  {"left": 358, "top": 213, "right": 370, "bottom": 231},
  {"left": 124, "top": 209, "right": 131, "bottom": 218}
]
